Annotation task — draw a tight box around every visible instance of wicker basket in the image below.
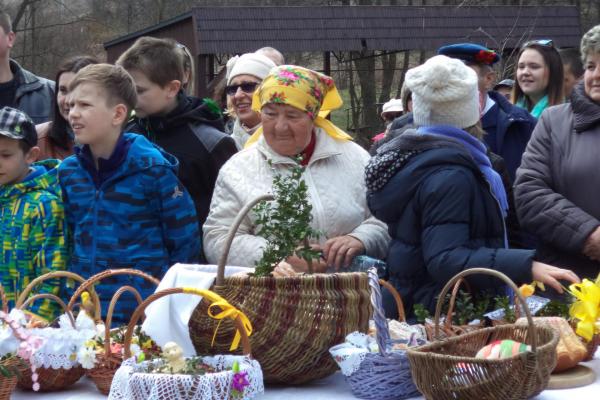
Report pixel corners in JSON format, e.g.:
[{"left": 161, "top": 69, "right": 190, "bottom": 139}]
[
  {"left": 65, "top": 269, "right": 160, "bottom": 395},
  {"left": 87, "top": 285, "right": 144, "bottom": 395},
  {"left": 424, "top": 278, "right": 485, "bottom": 341},
  {"left": 16, "top": 292, "right": 85, "bottom": 391},
  {"left": 0, "top": 285, "right": 21, "bottom": 400},
  {"left": 407, "top": 268, "right": 559, "bottom": 400},
  {"left": 188, "top": 194, "right": 371, "bottom": 384},
  {"left": 108, "top": 287, "right": 264, "bottom": 400},
  {"left": 340, "top": 269, "right": 421, "bottom": 400}
]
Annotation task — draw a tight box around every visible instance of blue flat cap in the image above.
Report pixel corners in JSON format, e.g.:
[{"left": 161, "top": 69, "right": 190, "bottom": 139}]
[{"left": 437, "top": 43, "right": 500, "bottom": 65}]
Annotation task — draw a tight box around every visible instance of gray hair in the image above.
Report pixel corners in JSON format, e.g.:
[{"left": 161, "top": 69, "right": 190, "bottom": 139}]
[{"left": 580, "top": 25, "right": 600, "bottom": 63}]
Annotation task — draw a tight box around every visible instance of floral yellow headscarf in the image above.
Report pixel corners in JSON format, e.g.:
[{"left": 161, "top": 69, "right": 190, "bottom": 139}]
[{"left": 244, "top": 65, "right": 352, "bottom": 148}]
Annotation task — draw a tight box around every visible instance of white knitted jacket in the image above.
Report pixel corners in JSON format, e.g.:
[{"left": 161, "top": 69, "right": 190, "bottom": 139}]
[{"left": 203, "top": 128, "right": 390, "bottom": 267}]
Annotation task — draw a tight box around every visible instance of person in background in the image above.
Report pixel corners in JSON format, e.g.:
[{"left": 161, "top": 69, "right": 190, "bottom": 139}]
[
  {"left": 515, "top": 25, "right": 600, "bottom": 295},
  {"left": 176, "top": 43, "right": 196, "bottom": 96},
  {"left": 366, "top": 55, "right": 579, "bottom": 319},
  {"left": 118, "top": 36, "right": 237, "bottom": 232},
  {"left": 559, "top": 47, "right": 584, "bottom": 99},
  {"left": 493, "top": 78, "right": 514, "bottom": 100},
  {"left": 371, "top": 98, "right": 403, "bottom": 143},
  {"left": 370, "top": 83, "right": 414, "bottom": 155},
  {"left": 203, "top": 65, "right": 390, "bottom": 273},
  {"left": 225, "top": 53, "right": 276, "bottom": 150},
  {"left": 438, "top": 43, "right": 536, "bottom": 181},
  {"left": 512, "top": 39, "right": 564, "bottom": 118},
  {"left": 0, "top": 107, "right": 67, "bottom": 321},
  {"left": 256, "top": 46, "right": 285, "bottom": 66},
  {"left": 35, "top": 56, "right": 98, "bottom": 161},
  {"left": 0, "top": 10, "right": 54, "bottom": 123},
  {"left": 59, "top": 64, "right": 200, "bottom": 324}
]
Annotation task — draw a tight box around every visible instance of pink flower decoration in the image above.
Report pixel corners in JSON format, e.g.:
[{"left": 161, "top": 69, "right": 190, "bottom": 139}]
[{"left": 279, "top": 70, "right": 299, "bottom": 81}]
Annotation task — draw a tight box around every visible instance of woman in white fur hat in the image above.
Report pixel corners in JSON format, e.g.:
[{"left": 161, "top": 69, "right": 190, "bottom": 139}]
[
  {"left": 225, "top": 53, "right": 276, "bottom": 149},
  {"left": 365, "top": 55, "right": 579, "bottom": 320}
]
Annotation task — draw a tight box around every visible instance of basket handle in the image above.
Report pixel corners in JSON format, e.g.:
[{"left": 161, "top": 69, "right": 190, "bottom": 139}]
[
  {"left": 433, "top": 268, "right": 538, "bottom": 351},
  {"left": 123, "top": 287, "right": 252, "bottom": 358},
  {"left": 104, "top": 286, "right": 143, "bottom": 357},
  {"left": 443, "top": 278, "right": 473, "bottom": 331},
  {"left": 15, "top": 271, "right": 101, "bottom": 320},
  {"left": 216, "top": 194, "right": 274, "bottom": 286},
  {"left": 377, "top": 279, "right": 406, "bottom": 323},
  {"left": 19, "top": 293, "right": 76, "bottom": 328},
  {"left": 0, "top": 284, "right": 7, "bottom": 313},
  {"left": 66, "top": 269, "right": 160, "bottom": 314}
]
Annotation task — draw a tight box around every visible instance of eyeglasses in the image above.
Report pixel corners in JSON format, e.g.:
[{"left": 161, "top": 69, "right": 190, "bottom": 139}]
[
  {"left": 522, "top": 39, "right": 554, "bottom": 49},
  {"left": 225, "top": 82, "right": 259, "bottom": 96}
]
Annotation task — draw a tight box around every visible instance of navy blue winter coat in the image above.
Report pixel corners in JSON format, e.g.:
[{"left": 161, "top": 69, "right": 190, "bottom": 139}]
[
  {"left": 482, "top": 91, "right": 537, "bottom": 181},
  {"left": 59, "top": 133, "right": 201, "bottom": 324},
  {"left": 366, "top": 132, "right": 535, "bottom": 318}
]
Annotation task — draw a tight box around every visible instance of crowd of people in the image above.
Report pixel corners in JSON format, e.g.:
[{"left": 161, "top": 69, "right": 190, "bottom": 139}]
[{"left": 1, "top": 5, "right": 599, "bottom": 323}]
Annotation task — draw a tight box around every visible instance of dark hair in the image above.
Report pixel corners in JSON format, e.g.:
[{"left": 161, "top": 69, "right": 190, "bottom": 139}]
[
  {"left": 511, "top": 42, "right": 564, "bottom": 108},
  {"left": 116, "top": 36, "right": 184, "bottom": 86},
  {"left": 49, "top": 56, "right": 98, "bottom": 150},
  {"left": 0, "top": 11, "right": 12, "bottom": 34},
  {"left": 559, "top": 47, "right": 584, "bottom": 78},
  {"left": 18, "top": 140, "right": 33, "bottom": 154}
]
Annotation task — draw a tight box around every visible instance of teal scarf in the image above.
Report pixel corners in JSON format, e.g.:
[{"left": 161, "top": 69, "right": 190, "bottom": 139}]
[{"left": 516, "top": 95, "right": 549, "bottom": 119}]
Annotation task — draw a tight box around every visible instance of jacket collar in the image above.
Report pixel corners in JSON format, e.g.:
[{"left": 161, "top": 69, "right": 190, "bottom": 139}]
[
  {"left": 0, "top": 159, "right": 60, "bottom": 199},
  {"left": 255, "top": 127, "right": 342, "bottom": 166}
]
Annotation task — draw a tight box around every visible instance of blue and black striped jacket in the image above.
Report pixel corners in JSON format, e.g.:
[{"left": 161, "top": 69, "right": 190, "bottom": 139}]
[{"left": 58, "top": 133, "right": 201, "bottom": 324}]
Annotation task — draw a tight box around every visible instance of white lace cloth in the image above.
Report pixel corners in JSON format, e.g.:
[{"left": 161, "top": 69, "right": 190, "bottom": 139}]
[
  {"left": 329, "top": 332, "right": 378, "bottom": 376},
  {"left": 28, "top": 312, "right": 96, "bottom": 369},
  {"left": 142, "top": 263, "right": 253, "bottom": 357},
  {"left": 109, "top": 355, "right": 264, "bottom": 400}
]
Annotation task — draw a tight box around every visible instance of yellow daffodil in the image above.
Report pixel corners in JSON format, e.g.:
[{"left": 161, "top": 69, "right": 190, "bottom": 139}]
[
  {"left": 568, "top": 277, "right": 600, "bottom": 342},
  {"left": 518, "top": 281, "right": 545, "bottom": 298}
]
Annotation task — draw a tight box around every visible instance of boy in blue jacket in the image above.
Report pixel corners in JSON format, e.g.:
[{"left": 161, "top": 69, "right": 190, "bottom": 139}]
[{"left": 58, "top": 64, "right": 200, "bottom": 324}]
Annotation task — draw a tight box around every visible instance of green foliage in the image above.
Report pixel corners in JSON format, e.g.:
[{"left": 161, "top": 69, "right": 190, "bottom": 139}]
[
  {"left": 413, "top": 290, "right": 491, "bottom": 325},
  {"left": 413, "top": 303, "right": 431, "bottom": 323},
  {"left": 537, "top": 300, "right": 571, "bottom": 319},
  {"left": 0, "top": 357, "right": 25, "bottom": 378},
  {"left": 494, "top": 295, "right": 516, "bottom": 323},
  {"left": 253, "top": 159, "right": 322, "bottom": 277}
]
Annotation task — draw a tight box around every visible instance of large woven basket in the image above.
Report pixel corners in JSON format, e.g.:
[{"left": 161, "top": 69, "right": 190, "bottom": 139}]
[
  {"left": 341, "top": 269, "right": 421, "bottom": 400},
  {"left": 407, "top": 268, "right": 559, "bottom": 400},
  {"left": 188, "top": 194, "right": 371, "bottom": 384},
  {"left": 65, "top": 269, "right": 160, "bottom": 395},
  {"left": 15, "top": 271, "right": 100, "bottom": 392},
  {"left": 108, "top": 287, "right": 264, "bottom": 400},
  {"left": 0, "top": 285, "right": 20, "bottom": 400}
]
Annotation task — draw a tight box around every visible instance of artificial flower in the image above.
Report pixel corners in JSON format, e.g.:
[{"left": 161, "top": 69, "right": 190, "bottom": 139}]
[
  {"left": 568, "top": 277, "right": 600, "bottom": 342},
  {"left": 231, "top": 371, "right": 250, "bottom": 393},
  {"left": 77, "top": 346, "right": 97, "bottom": 369}
]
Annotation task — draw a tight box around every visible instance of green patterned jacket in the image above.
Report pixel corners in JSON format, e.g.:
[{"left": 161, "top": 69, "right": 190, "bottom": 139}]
[{"left": 0, "top": 159, "right": 68, "bottom": 320}]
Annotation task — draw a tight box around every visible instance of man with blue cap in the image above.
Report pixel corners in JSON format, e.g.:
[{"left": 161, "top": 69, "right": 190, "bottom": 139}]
[{"left": 438, "top": 43, "right": 536, "bottom": 182}]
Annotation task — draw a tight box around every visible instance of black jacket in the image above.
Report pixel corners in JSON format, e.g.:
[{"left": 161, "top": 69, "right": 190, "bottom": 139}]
[
  {"left": 10, "top": 59, "right": 54, "bottom": 123},
  {"left": 366, "top": 133, "right": 534, "bottom": 318},
  {"left": 127, "top": 93, "right": 237, "bottom": 233}
]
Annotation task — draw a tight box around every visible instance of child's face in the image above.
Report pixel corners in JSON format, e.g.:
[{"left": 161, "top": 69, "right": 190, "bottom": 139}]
[
  {"left": 128, "top": 69, "right": 180, "bottom": 118},
  {"left": 68, "top": 83, "right": 122, "bottom": 145},
  {"left": 0, "top": 137, "right": 35, "bottom": 186}
]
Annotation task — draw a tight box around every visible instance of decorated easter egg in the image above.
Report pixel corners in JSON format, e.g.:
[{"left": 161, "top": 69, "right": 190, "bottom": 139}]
[{"left": 475, "top": 340, "right": 531, "bottom": 359}]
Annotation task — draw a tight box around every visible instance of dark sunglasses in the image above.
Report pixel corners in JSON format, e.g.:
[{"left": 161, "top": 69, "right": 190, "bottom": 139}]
[
  {"left": 225, "top": 82, "right": 259, "bottom": 96},
  {"left": 522, "top": 39, "right": 554, "bottom": 49}
]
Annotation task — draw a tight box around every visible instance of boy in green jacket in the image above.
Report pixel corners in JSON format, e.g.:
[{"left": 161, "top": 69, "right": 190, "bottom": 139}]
[{"left": 0, "top": 107, "right": 67, "bottom": 321}]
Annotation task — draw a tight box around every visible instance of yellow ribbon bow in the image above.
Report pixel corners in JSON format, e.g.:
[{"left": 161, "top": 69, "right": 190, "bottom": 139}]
[
  {"left": 568, "top": 277, "right": 600, "bottom": 342},
  {"left": 183, "top": 288, "right": 252, "bottom": 352}
]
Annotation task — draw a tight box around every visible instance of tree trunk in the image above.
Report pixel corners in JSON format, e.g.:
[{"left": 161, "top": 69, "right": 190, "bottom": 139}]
[
  {"left": 379, "top": 52, "right": 397, "bottom": 103},
  {"left": 353, "top": 49, "right": 379, "bottom": 146}
]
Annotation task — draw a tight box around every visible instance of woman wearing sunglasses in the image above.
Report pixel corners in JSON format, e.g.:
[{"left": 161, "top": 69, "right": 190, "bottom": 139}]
[
  {"left": 516, "top": 25, "right": 600, "bottom": 295},
  {"left": 512, "top": 39, "right": 564, "bottom": 118},
  {"left": 203, "top": 65, "right": 390, "bottom": 274},
  {"left": 225, "top": 53, "right": 276, "bottom": 150}
]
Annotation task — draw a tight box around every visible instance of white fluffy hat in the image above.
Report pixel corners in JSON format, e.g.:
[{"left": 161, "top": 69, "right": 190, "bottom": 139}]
[
  {"left": 381, "top": 98, "right": 404, "bottom": 115},
  {"left": 226, "top": 53, "right": 276, "bottom": 85},
  {"left": 405, "top": 55, "right": 479, "bottom": 129}
]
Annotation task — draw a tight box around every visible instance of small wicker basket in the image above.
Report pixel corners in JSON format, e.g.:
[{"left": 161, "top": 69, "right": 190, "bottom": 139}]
[
  {"left": 339, "top": 269, "right": 421, "bottom": 400},
  {"left": 0, "top": 284, "right": 21, "bottom": 400},
  {"left": 407, "top": 268, "right": 559, "bottom": 400},
  {"left": 108, "top": 287, "right": 264, "bottom": 400}
]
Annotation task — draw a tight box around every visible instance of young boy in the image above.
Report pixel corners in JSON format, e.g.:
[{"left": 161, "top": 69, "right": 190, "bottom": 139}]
[
  {"left": 0, "top": 107, "right": 67, "bottom": 320},
  {"left": 58, "top": 64, "right": 200, "bottom": 323},
  {"left": 116, "top": 37, "right": 237, "bottom": 244}
]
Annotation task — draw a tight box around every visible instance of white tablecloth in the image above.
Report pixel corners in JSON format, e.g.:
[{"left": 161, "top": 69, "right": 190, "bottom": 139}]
[{"left": 12, "top": 350, "right": 600, "bottom": 399}]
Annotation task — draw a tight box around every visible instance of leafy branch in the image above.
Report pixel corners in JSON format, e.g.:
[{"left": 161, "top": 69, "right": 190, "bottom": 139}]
[{"left": 253, "top": 159, "right": 321, "bottom": 277}]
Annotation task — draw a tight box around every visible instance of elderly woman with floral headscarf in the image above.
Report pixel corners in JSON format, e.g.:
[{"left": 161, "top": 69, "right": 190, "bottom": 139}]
[{"left": 203, "top": 65, "right": 390, "bottom": 274}]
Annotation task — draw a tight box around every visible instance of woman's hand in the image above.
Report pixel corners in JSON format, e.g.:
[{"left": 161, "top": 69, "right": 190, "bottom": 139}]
[
  {"left": 531, "top": 261, "right": 580, "bottom": 293},
  {"left": 272, "top": 261, "right": 299, "bottom": 278},
  {"left": 323, "top": 235, "right": 365, "bottom": 271}
]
